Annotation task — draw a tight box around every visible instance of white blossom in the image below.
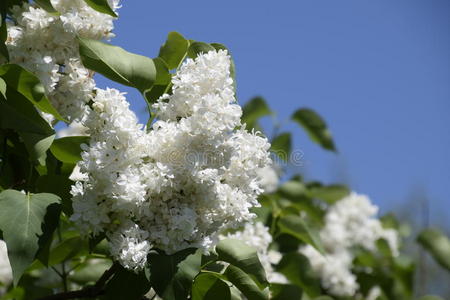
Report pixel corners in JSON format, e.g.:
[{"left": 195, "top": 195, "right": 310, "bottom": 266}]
[
  {"left": 300, "top": 192, "right": 400, "bottom": 297},
  {"left": 5, "top": 0, "right": 120, "bottom": 122},
  {"left": 71, "top": 50, "right": 272, "bottom": 270}
]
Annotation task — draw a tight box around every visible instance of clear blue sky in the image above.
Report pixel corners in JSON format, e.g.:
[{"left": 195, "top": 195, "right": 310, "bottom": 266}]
[{"left": 95, "top": 0, "right": 450, "bottom": 224}]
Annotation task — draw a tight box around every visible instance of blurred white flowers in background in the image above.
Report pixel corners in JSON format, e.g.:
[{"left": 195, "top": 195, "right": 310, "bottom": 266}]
[{"left": 300, "top": 192, "right": 399, "bottom": 297}]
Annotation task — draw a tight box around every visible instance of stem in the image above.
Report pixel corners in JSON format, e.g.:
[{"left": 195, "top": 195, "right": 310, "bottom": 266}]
[
  {"left": 57, "top": 227, "right": 68, "bottom": 292},
  {"left": 36, "top": 263, "right": 119, "bottom": 300}
]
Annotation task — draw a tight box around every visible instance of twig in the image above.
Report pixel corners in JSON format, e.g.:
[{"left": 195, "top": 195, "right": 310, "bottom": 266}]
[{"left": 36, "top": 262, "right": 119, "bottom": 300}]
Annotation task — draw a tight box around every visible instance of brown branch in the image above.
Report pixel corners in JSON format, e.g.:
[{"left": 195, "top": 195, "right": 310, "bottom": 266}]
[{"left": 37, "top": 262, "right": 120, "bottom": 300}]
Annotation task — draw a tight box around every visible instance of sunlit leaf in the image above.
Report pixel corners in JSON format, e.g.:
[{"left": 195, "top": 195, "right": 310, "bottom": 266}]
[
  {"left": 50, "top": 136, "right": 89, "bottom": 164},
  {"left": 78, "top": 38, "right": 156, "bottom": 94},
  {"left": 216, "top": 238, "right": 268, "bottom": 287},
  {"left": 159, "top": 32, "right": 189, "bottom": 70},
  {"left": 278, "top": 214, "right": 324, "bottom": 254},
  {"left": 83, "top": 0, "right": 117, "bottom": 17}
]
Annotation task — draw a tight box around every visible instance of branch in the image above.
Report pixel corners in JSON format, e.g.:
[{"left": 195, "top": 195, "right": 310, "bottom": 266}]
[{"left": 37, "top": 262, "right": 120, "bottom": 300}]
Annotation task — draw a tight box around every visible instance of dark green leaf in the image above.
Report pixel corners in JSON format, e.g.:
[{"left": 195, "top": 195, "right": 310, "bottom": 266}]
[
  {"left": 103, "top": 267, "right": 150, "bottom": 300},
  {"left": 83, "top": 0, "right": 117, "bottom": 17},
  {"left": 147, "top": 248, "right": 202, "bottom": 299},
  {"left": 0, "top": 190, "right": 60, "bottom": 285},
  {"left": 78, "top": 38, "right": 156, "bottom": 94},
  {"left": 187, "top": 42, "right": 215, "bottom": 59},
  {"left": 143, "top": 57, "right": 171, "bottom": 104},
  {"left": 224, "top": 265, "right": 269, "bottom": 300},
  {"left": 270, "top": 284, "right": 302, "bottom": 300},
  {"left": 0, "top": 19, "right": 9, "bottom": 61},
  {"left": 216, "top": 238, "right": 268, "bottom": 287},
  {"left": 417, "top": 228, "right": 450, "bottom": 271},
  {"left": 36, "top": 174, "right": 73, "bottom": 215},
  {"left": 275, "top": 252, "right": 321, "bottom": 297},
  {"left": 278, "top": 215, "right": 324, "bottom": 254},
  {"left": 159, "top": 32, "right": 189, "bottom": 70},
  {"left": 271, "top": 133, "right": 291, "bottom": 162},
  {"left": 241, "top": 97, "right": 271, "bottom": 130},
  {"left": 34, "top": 0, "right": 58, "bottom": 13},
  {"left": 191, "top": 272, "right": 234, "bottom": 300},
  {"left": 50, "top": 136, "right": 88, "bottom": 164},
  {"left": 291, "top": 108, "right": 336, "bottom": 151},
  {"left": 0, "top": 64, "right": 63, "bottom": 121}
]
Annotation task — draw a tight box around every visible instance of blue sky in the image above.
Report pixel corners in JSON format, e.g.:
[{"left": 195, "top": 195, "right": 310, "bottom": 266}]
[{"left": 95, "top": 0, "right": 450, "bottom": 224}]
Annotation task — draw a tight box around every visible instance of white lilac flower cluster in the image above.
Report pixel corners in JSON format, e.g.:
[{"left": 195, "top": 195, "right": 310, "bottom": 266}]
[
  {"left": 71, "top": 50, "right": 272, "bottom": 271},
  {"left": 0, "top": 240, "right": 12, "bottom": 295},
  {"left": 5, "top": 0, "right": 120, "bottom": 122},
  {"left": 223, "top": 222, "right": 286, "bottom": 283},
  {"left": 299, "top": 192, "right": 399, "bottom": 297}
]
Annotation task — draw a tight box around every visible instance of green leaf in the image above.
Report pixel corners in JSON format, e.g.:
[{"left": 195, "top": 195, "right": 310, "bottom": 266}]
[
  {"left": 83, "top": 0, "right": 117, "bottom": 17},
  {"left": 78, "top": 38, "right": 156, "bottom": 94},
  {"left": 103, "top": 267, "right": 150, "bottom": 300},
  {"left": 47, "top": 236, "right": 88, "bottom": 267},
  {"left": 0, "top": 64, "right": 63, "bottom": 121},
  {"left": 0, "top": 89, "right": 55, "bottom": 164},
  {"left": 271, "top": 132, "right": 291, "bottom": 162},
  {"left": 34, "top": 0, "right": 58, "bottom": 13},
  {"left": 36, "top": 174, "right": 74, "bottom": 215},
  {"left": 158, "top": 32, "right": 189, "bottom": 70},
  {"left": 191, "top": 272, "right": 236, "bottom": 300},
  {"left": 187, "top": 42, "right": 215, "bottom": 59},
  {"left": 418, "top": 228, "right": 450, "bottom": 271},
  {"left": 0, "top": 19, "right": 9, "bottom": 61},
  {"left": 143, "top": 57, "right": 172, "bottom": 104},
  {"left": 147, "top": 248, "right": 202, "bottom": 299},
  {"left": 216, "top": 238, "right": 268, "bottom": 287},
  {"left": 241, "top": 97, "right": 271, "bottom": 130},
  {"left": 0, "top": 190, "right": 60, "bottom": 285},
  {"left": 278, "top": 215, "right": 324, "bottom": 254},
  {"left": 50, "top": 136, "right": 88, "bottom": 164},
  {"left": 69, "top": 258, "right": 112, "bottom": 284},
  {"left": 291, "top": 108, "right": 336, "bottom": 151},
  {"left": 275, "top": 252, "right": 321, "bottom": 297},
  {"left": 0, "top": 77, "right": 6, "bottom": 98},
  {"left": 278, "top": 180, "right": 307, "bottom": 200},
  {"left": 224, "top": 265, "right": 269, "bottom": 300},
  {"left": 270, "top": 284, "right": 303, "bottom": 300},
  {"left": 306, "top": 183, "right": 350, "bottom": 204}
]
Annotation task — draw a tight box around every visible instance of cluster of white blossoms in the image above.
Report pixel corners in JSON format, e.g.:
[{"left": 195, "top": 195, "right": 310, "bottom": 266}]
[
  {"left": 0, "top": 240, "right": 12, "bottom": 295},
  {"left": 300, "top": 192, "right": 399, "bottom": 297},
  {"left": 5, "top": 0, "right": 119, "bottom": 122},
  {"left": 256, "top": 165, "right": 279, "bottom": 194},
  {"left": 223, "top": 222, "right": 286, "bottom": 283},
  {"left": 71, "top": 50, "right": 272, "bottom": 271}
]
